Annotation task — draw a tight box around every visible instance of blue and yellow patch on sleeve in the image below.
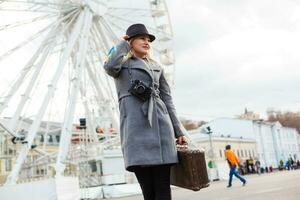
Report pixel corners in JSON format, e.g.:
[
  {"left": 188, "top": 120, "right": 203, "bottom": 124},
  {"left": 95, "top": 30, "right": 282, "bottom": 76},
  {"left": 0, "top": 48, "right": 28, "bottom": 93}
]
[{"left": 105, "top": 46, "right": 116, "bottom": 61}]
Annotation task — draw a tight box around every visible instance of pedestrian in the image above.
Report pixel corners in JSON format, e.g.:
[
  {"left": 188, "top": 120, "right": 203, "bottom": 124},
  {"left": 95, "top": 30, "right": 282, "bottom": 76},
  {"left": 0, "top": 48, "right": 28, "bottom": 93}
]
[
  {"left": 225, "top": 145, "right": 246, "bottom": 187},
  {"left": 279, "top": 160, "right": 284, "bottom": 170},
  {"left": 285, "top": 160, "right": 290, "bottom": 170},
  {"left": 269, "top": 166, "right": 273, "bottom": 172},
  {"left": 290, "top": 158, "right": 295, "bottom": 170},
  {"left": 248, "top": 157, "right": 254, "bottom": 173},
  {"left": 104, "top": 23, "right": 186, "bottom": 200},
  {"left": 255, "top": 159, "right": 261, "bottom": 175},
  {"left": 265, "top": 166, "right": 269, "bottom": 173}
]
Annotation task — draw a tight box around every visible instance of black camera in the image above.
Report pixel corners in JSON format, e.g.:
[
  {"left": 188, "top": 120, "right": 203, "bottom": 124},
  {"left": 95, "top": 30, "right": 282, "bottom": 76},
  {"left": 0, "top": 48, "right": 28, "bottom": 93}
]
[{"left": 128, "top": 80, "right": 152, "bottom": 101}]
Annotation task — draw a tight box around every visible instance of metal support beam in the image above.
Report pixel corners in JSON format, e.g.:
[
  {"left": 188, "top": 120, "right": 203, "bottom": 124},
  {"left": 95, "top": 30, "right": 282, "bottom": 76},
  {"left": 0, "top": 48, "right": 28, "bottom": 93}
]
[
  {"left": 8, "top": 32, "right": 57, "bottom": 133},
  {"left": 55, "top": 8, "right": 93, "bottom": 176},
  {"left": 0, "top": 8, "right": 79, "bottom": 116},
  {"left": 5, "top": 10, "right": 86, "bottom": 185}
]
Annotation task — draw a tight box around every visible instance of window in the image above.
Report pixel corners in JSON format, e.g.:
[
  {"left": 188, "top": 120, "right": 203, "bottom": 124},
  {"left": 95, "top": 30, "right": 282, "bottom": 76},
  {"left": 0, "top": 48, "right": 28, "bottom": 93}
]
[
  {"left": 56, "top": 135, "right": 60, "bottom": 143},
  {"left": 241, "top": 150, "right": 244, "bottom": 157},
  {"left": 40, "top": 135, "right": 44, "bottom": 142},
  {"left": 8, "top": 149, "right": 13, "bottom": 155},
  {"left": 89, "top": 161, "right": 97, "bottom": 173},
  {"left": 245, "top": 150, "right": 248, "bottom": 157},
  {"left": 237, "top": 150, "right": 240, "bottom": 157},
  {"left": 5, "top": 160, "right": 12, "bottom": 171},
  {"left": 49, "top": 135, "right": 53, "bottom": 143}
]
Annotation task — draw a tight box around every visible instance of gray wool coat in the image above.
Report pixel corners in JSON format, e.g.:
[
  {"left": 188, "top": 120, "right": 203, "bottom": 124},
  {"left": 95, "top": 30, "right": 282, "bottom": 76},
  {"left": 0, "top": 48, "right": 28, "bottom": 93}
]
[{"left": 104, "top": 41, "right": 184, "bottom": 172}]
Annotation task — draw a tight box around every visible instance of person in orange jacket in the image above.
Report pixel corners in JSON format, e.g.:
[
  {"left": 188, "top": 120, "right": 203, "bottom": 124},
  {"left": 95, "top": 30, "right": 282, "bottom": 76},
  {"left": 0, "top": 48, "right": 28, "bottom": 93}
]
[{"left": 225, "top": 145, "right": 246, "bottom": 187}]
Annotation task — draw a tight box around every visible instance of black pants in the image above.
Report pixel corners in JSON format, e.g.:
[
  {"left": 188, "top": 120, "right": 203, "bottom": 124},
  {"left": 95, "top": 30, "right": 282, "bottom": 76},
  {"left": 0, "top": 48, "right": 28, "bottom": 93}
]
[{"left": 133, "top": 165, "right": 172, "bottom": 200}]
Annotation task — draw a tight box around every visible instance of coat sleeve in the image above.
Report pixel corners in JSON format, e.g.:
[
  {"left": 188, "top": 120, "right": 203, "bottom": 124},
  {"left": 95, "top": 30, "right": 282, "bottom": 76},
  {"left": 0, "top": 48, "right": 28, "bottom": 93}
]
[
  {"left": 159, "top": 69, "right": 184, "bottom": 138},
  {"left": 103, "top": 40, "right": 130, "bottom": 78}
]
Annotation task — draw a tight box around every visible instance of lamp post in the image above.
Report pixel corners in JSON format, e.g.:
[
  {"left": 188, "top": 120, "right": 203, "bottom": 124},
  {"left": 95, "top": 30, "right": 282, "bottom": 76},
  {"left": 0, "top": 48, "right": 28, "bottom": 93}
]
[
  {"left": 206, "top": 126, "right": 219, "bottom": 181},
  {"left": 206, "top": 126, "right": 214, "bottom": 159}
]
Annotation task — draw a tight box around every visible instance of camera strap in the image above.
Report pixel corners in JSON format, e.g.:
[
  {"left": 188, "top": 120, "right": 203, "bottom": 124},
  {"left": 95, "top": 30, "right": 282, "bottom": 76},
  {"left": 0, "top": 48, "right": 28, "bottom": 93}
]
[
  {"left": 127, "top": 58, "right": 158, "bottom": 88},
  {"left": 141, "top": 58, "right": 155, "bottom": 83},
  {"left": 127, "top": 59, "right": 134, "bottom": 84},
  {"left": 143, "top": 59, "right": 160, "bottom": 97}
]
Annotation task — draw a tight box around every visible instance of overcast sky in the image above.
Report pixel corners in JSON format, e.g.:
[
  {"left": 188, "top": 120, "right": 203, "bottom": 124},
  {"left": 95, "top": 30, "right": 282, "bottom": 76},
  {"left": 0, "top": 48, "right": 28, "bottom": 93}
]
[
  {"left": 167, "top": 0, "right": 300, "bottom": 121},
  {"left": 1, "top": 0, "right": 300, "bottom": 123}
]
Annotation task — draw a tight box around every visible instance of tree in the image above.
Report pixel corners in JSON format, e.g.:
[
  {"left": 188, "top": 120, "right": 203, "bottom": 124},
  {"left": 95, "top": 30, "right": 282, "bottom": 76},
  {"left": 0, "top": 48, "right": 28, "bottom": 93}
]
[{"left": 266, "top": 109, "right": 300, "bottom": 134}]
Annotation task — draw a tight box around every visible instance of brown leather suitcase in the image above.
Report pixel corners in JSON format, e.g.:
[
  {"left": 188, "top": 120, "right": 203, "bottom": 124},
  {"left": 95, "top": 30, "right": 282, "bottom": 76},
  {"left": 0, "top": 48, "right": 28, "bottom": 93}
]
[{"left": 170, "top": 147, "right": 210, "bottom": 191}]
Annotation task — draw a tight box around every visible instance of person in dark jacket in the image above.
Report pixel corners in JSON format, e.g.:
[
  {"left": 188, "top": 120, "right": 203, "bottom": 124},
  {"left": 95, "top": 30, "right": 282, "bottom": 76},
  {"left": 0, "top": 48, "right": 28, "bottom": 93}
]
[{"left": 104, "top": 23, "right": 185, "bottom": 200}]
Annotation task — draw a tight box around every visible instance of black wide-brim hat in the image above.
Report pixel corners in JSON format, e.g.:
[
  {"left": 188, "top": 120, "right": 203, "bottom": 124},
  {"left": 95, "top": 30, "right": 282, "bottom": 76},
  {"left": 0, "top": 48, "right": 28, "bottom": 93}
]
[{"left": 126, "top": 23, "right": 155, "bottom": 42}]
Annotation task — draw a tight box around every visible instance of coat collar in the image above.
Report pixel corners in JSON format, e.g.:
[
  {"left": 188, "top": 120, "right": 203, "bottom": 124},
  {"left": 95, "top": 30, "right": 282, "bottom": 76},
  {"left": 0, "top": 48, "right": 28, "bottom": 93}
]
[{"left": 125, "top": 57, "right": 161, "bottom": 81}]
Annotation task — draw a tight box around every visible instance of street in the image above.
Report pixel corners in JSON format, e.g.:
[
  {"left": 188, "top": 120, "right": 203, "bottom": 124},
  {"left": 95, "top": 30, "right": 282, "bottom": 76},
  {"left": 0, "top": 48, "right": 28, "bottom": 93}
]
[{"left": 113, "top": 169, "right": 300, "bottom": 200}]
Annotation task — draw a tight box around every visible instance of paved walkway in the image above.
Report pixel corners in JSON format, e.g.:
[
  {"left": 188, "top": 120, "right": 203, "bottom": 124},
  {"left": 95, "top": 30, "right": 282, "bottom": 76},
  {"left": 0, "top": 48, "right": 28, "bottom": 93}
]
[{"left": 112, "top": 170, "right": 300, "bottom": 200}]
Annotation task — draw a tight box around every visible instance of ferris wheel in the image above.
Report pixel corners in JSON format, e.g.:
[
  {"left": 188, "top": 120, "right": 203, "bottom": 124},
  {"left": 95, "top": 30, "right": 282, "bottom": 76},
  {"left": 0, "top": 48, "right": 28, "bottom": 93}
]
[{"left": 0, "top": 0, "right": 175, "bottom": 185}]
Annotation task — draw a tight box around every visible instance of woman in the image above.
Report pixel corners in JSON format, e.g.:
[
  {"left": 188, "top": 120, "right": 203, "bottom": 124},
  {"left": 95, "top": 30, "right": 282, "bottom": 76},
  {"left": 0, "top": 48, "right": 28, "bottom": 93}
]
[{"left": 104, "top": 23, "right": 185, "bottom": 200}]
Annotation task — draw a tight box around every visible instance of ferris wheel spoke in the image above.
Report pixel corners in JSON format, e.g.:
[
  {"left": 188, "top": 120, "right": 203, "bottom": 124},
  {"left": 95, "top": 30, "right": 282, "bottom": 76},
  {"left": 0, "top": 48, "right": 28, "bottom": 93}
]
[
  {"left": 106, "top": 13, "right": 167, "bottom": 35},
  {"left": 5, "top": 10, "right": 88, "bottom": 185},
  {"left": 0, "top": 8, "right": 80, "bottom": 62},
  {"left": 86, "top": 50, "right": 119, "bottom": 117},
  {"left": 1, "top": 0, "right": 77, "bottom": 9},
  {"left": 0, "top": 14, "right": 56, "bottom": 31},
  {"left": 85, "top": 60, "right": 119, "bottom": 130},
  {"left": 92, "top": 23, "right": 109, "bottom": 50},
  {"left": 0, "top": 22, "right": 56, "bottom": 62},
  {"left": 51, "top": 9, "right": 82, "bottom": 55},
  {"left": 0, "top": 7, "right": 60, "bottom": 14},
  {"left": 0, "top": 20, "right": 65, "bottom": 116},
  {"left": 101, "top": 20, "right": 126, "bottom": 39},
  {"left": 89, "top": 28, "right": 107, "bottom": 60},
  {"left": 0, "top": 2, "right": 77, "bottom": 13},
  {"left": 107, "top": 8, "right": 151, "bottom": 18},
  {"left": 90, "top": 26, "right": 104, "bottom": 51},
  {"left": 0, "top": 9, "right": 80, "bottom": 116},
  {"left": 25, "top": 3, "right": 77, "bottom": 13},
  {"left": 93, "top": 20, "right": 117, "bottom": 50},
  {"left": 8, "top": 36, "right": 58, "bottom": 132},
  {"left": 107, "top": 6, "right": 163, "bottom": 12},
  {"left": 87, "top": 41, "right": 118, "bottom": 118},
  {"left": 0, "top": 0, "right": 175, "bottom": 184},
  {"left": 55, "top": 9, "right": 94, "bottom": 175},
  {"left": 101, "top": 16, "right": 124, "bottom": 36},
  {"left": 97, "top": 16, "right": 119, "bottom": 44},
  {"left": 78, "top": 83, "right": 98, "bottom": 144}
]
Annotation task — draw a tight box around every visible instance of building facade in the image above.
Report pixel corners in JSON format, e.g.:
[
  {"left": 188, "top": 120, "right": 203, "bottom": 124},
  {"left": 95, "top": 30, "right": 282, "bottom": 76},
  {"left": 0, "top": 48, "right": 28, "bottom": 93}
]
[
  {"left": 189, "top": 130, "right": 256, "bottom": 180},
  {"left": 200, "top": 118, "right": 300, "bottom": 168}
]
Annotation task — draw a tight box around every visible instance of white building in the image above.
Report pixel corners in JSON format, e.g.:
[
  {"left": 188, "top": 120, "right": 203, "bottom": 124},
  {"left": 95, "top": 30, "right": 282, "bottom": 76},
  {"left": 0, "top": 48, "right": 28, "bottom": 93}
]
[
  {"left": 197, "top": 118, "right": 300, "bottom": 169},
  {"left": 189, "top": 130, "right": 256, "bottom": 180}
]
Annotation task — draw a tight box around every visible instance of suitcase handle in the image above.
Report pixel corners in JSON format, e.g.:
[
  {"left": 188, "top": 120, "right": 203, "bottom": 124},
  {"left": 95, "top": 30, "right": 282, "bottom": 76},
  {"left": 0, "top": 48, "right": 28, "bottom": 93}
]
[
  {"left": 179, "top": 124, "right": 200, "bottom": 149},
  {"left": 176, "top": 144, "right": 188, "bottom": 150}
]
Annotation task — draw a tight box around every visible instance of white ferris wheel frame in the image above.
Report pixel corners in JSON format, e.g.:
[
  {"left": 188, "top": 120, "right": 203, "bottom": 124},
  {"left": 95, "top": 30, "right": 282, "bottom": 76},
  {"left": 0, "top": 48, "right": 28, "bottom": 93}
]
[{"left": 0, "top": 0, "right": 175, "bottom": 185}]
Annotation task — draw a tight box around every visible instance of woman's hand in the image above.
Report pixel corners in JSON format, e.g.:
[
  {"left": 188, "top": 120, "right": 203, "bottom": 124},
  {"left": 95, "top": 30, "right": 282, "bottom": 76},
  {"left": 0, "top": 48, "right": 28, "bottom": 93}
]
[
  {"left": 123, "top": 35, "right": 129, "bottom": 41},
  {"left": 176, "top": 136, "right": 187, "bottom": 145}
]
